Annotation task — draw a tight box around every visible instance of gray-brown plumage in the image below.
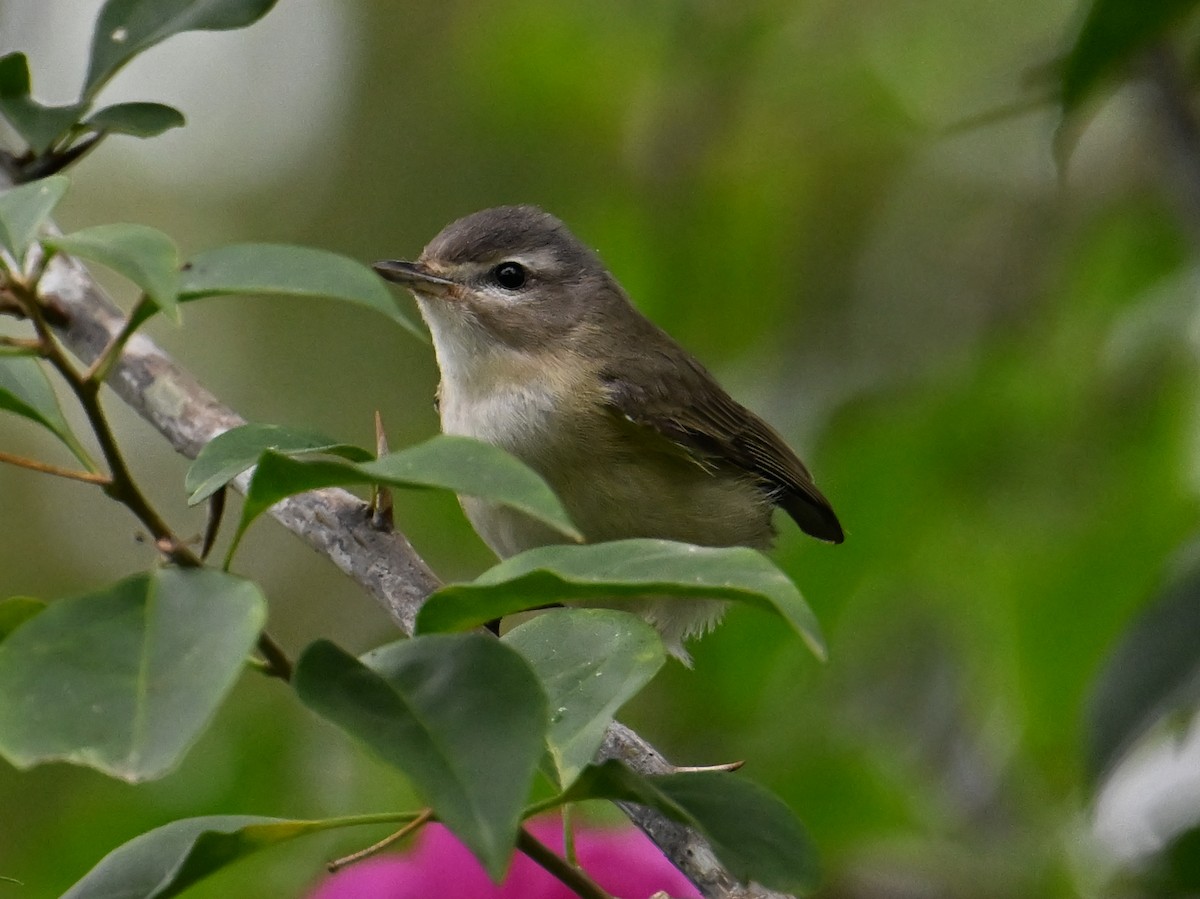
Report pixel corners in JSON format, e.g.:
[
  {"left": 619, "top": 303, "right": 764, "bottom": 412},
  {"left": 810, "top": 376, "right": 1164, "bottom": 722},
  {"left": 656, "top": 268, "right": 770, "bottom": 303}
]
[{"left": 375, "top": 205, "right": 841, "bottom": 659}]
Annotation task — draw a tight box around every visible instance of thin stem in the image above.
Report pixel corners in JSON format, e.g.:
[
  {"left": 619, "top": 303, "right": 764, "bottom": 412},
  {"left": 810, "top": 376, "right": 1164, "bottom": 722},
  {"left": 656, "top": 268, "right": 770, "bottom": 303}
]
[
  {"left": 562, "top": 803, "right": 578, "bottom": 866},
  {"left": 0, "top": 336, "right": 42, "bottom": 352},
  {"left": 0, "top": 449, "right": 111, "bottom": 485},
  {"left": 327, "top": 808, "right": 433, "bottom": 873},
  {"left": 524, "top": 794, "right": 570, "bottom": 820},
  {"left": 516, "top": 828, "right": 614, "bottom": 899},
  {"left": 309, "top": 811, "right": 424, "bottom": 830},
  {"left": 9, "top": 277, "right": 198, "bottom": 565},
  {"left": 200, "top": 488, "right": 227, "bottom": 560},
  {"left": 256, "top": 632, "right": 293, "bottom": 682},
  {"left": 671, "top": 760, "right": 744, "bottom": 773},
  {"left": 83, "top": 294, "right": 153, "bottom": 384},
  {"left": 19, "top": 133, "right": 106, "bottom": 181}
]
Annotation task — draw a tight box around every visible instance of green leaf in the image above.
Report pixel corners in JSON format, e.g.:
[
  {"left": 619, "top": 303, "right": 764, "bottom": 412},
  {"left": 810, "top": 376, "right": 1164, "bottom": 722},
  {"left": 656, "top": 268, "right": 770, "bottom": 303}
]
[
  {"left": 1086, "top": 562, "right": 1200, "bottom": 781},
  {"left": 85, "top": 101, "right": 185, "bottom": 138},
  {"left": 185, "top": 423, "right": 372, "bottom": 505},
  {"left": 225, "top": 436, "right": 580, "bottom": 564},
  {"left": 44, "top": 223, "right": 181, "bottom": 320},
  {"left": 0, "top": 356, "right": 88, "bottom": 461},
  {"left": 1060, "top": 0, "right": 1199, "bottom": 114},
  {"left": 653, "top": 772, "right": 820, "bottom": 894},
  {"left": 85, "top": 0, "right": 281, "bottom": 98},
  {"left": 566, "top": 760, "right": 821, "bottom": 895},
  {"left": 0, "top": 174, "right": 69, "bottom": 261},
  {"left": 0, "top": 597, "right": 45, "bottom": 641},
  {"left": 0, "top": 568, "right": 266, "bottom": 782},
  {"left": 294, "top": 636, "right": 548, "bottom": 880},
  {"left": 504, "top": 609, "right": 664, "bottom": 788},
  {"left": 418, "top": 539, "right": 826, "bottom": 660},
  {"left": 0, "top": 52, "right": 31, "bottom": 95},
  {"left": 179, "top": 243, "right": 423, "bottom": 337},
  {"left": 61, "top": 812, "right": 416, "bottom": 899},
  {"left": 0, "top": 53, "right": 87, "bottom": 155}
]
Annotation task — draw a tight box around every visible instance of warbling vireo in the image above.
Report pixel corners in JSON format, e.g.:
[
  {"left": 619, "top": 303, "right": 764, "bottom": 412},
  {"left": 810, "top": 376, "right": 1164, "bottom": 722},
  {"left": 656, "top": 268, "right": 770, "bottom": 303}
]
[{"left": 375, "top": 206, "right": 842, "bottom": 661}]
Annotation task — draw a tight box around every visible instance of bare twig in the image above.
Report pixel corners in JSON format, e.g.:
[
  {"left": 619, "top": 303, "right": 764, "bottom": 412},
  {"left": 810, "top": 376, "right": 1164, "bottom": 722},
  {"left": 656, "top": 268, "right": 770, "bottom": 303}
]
[
  {"left": 0, "top": 449, "right": 110, "bottom": 485},
  {"left": 327, "top": 808, "right": 433, "bottom": 873},
  {"left": 255, "top": 632, "right": 293, "bottom": 682}
]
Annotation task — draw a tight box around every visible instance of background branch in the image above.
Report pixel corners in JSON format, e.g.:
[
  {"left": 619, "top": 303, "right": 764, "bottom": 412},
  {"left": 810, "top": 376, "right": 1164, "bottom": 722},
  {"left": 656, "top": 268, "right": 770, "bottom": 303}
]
[{"left": 19, "top": 223, "right": 791, "bottom": 899}]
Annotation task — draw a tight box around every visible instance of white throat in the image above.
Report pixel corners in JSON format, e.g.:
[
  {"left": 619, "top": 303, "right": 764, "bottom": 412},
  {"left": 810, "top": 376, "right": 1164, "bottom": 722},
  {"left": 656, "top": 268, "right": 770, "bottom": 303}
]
[{"left": 417, "top": 296, "right": 568, "bottom": 452}]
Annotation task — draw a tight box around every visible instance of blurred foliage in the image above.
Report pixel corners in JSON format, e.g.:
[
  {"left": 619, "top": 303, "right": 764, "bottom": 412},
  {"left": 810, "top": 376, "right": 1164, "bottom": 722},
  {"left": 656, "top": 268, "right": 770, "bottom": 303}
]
[{"left": 4, "top": 0, "right": 1200, "bottom": 896}]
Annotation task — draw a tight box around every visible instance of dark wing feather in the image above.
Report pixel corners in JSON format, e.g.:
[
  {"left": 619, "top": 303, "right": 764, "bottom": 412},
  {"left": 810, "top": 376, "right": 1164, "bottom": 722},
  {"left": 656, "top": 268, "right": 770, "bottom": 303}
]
[{"left": 601, "top": 358, "right": 844, "bottom": 544}]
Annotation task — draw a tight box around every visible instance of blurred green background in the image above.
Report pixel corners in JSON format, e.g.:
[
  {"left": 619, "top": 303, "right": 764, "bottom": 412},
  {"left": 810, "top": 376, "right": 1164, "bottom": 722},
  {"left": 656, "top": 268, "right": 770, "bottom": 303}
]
[{"left": 3, "top": 0, "right": 1200, "bottom": 896}]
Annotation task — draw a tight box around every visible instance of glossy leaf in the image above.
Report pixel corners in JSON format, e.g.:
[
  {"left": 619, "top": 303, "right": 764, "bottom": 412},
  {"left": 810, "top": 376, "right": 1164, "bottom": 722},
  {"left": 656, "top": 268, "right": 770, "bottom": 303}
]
[
  {"left": 85, "top": 101, "right": 186, "bottom": 138},
  {"left": 44, "top": 223, "right": 181, "bottom": 319},
  {"left": 185, "top": 423, "right": 371, "bottom": 504},
  {"left": 0, "top": 597, "right": 44, "bottom": 641},
  {"left": 0, "top": 356, "right": 88, "bottom": 461},
  {"left": 419, "top": 539, "right": 826, "bottom": 659},
  {"left": 0, "top": 53, "right": 87, "bottom": 155},
  {"left": 61, "top": 812, "right": 416, "bottom": 899},
  {"left": 0, "top": 568, "right": 266, "bottom": 782},
  {"left": 85, "top": 0, "right": 281, "bottom": 97},
  {"left": 1060, "top": 0, "right": 1199, "bottom": 115},
  {"left": 567, "top": 759, "right": 820, "bottom": 895},
  {"left": 225, "top": 436, "right": 580, "bottom": 564},
  {"left": 294, "top": 636, "right": 548, "bottom": 880},
  {"left": 504, "top": 609, "right": 664, "bottom": 788},
  {"left": 0, "top": 174, "right": 69, "bottom": 261},
  {"left": 1086, "top": 563, "right": 1200, "bottom": 781},
  {"left": 179, "top": 243, "right": 422, "bottom": 336}
]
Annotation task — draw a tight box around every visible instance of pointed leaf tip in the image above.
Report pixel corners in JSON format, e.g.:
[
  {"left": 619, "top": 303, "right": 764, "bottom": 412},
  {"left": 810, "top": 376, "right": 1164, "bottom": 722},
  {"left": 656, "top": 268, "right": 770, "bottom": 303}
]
[
  {"left": 223, "top": 435, "right": 579, "bottom": 567},
  {"left": 295, "top": 635, "right": 548, "bottom": 879},
  {"left": 179, "top": 243, "right": 424, "bottom": 336},
  {"left": 566, "top": 761, "right": 820, "bottom": 894},
  {"left": 185, "top": 422, "right": 371, "bottom": 505},
  {"left": 504, "top": 609, "right": 665, "bottom": 788},
  {"left": 85, "top": 0, "right": 282, "bottom": 97}
]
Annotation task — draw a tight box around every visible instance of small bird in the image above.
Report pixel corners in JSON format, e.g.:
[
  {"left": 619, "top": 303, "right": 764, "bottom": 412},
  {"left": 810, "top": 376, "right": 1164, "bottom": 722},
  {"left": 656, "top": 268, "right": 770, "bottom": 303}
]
[{"left": 375, "top": 206, "right": 842, "bottom": 661}]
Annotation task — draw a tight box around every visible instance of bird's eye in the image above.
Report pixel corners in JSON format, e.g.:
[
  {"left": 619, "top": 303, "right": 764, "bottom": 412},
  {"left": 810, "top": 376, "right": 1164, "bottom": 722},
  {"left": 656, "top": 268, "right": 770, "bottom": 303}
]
[{"left": 492, "top": 262, "right": 527, "bottom": 290}]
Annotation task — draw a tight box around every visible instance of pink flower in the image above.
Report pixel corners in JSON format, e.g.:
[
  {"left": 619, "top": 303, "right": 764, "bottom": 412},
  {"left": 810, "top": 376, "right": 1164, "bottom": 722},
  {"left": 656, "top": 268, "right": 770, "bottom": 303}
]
[{"left": 309, "top": 815, "right": 702, "bottom": 899}]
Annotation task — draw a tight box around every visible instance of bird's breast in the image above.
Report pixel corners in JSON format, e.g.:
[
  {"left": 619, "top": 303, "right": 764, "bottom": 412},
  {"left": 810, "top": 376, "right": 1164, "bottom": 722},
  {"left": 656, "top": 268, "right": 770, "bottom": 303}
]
[
  {"left": 437, "top": 358, "right": 583, "bottom": 458},
  {"left": 437, "top": 356, "right": 604, "bottom": 557}
]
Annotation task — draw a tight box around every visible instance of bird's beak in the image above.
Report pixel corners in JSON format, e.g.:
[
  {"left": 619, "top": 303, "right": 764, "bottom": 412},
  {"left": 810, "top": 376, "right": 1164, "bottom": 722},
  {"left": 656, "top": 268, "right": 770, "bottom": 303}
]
[{"left": 373, "top": 260, "right": 459, "bottom": 299}]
